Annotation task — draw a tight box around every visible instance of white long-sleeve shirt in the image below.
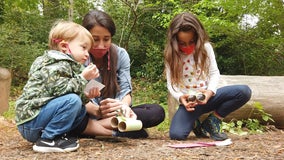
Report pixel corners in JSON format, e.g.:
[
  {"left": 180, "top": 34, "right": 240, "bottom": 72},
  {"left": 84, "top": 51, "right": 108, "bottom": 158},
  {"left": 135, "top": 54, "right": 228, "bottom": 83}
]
[{"left": 166, "top": 42, "right": 220, "bottom": 102}]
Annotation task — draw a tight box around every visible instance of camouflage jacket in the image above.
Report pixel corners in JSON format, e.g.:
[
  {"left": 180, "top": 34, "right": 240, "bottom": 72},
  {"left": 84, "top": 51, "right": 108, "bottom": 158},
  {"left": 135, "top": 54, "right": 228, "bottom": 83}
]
[{"left": 15, "top": 50, "right": 88, "bottom": 125}]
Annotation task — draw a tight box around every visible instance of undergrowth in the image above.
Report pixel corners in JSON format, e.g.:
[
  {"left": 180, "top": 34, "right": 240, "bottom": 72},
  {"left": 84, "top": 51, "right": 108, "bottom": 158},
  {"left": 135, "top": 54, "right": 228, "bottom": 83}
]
[{"left": 221, "top": 102, "right": 274, "bottom": 135}]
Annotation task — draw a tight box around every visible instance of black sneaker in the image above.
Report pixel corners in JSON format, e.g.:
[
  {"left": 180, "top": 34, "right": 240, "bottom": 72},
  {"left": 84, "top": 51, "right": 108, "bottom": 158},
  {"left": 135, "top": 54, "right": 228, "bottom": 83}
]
[
  {"left": 201, "top": 113, "right": 228, "bottom": 141},
  {"left": 193, "top": 119, "right": 208, "bottom": 138},
  {"left": 114, "top": 129, "right": 149, "bottom": 139},
  {"left": 33, "top": 135, "right": 79, "bottom": 152}
]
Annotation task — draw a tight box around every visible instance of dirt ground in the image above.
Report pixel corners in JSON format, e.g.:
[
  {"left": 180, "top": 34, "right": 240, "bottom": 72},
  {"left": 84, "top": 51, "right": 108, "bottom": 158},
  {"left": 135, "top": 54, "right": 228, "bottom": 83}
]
[{"left": 1, "top": 116, "right": 284, "bottom": 160}]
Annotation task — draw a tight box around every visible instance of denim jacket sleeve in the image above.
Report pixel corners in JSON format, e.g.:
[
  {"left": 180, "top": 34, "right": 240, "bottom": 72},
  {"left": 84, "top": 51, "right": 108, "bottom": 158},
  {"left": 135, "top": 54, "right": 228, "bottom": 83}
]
[{"left": 116, "top": 47, "right": 132, "bottom": 100}]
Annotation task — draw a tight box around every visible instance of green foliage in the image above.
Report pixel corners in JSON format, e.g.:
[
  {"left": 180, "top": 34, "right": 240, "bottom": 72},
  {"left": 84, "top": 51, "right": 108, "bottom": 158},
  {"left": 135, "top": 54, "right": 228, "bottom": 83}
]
[
  {"left": 156, "top": 111, "right": 170, "bottom": 132},
  {"left": 0, "top": 0, "right": 100, "bottom": 85},
  {"left": 222, "top": 120, "right": 248, "bottom": 136},
  {"left": 103, "top": 0, "right": 283, "bottom": 77},
  {"left": 2, "top": 101, "right": 15, "bottom": 120},
  {"left": 131, "top": 78, "right": 169, "bottom": 131},
  {"left": 132, "top": 78, "right": 167, "bottom": 105},
  {"left": 222, "top": 102, "right": 274, "bottom": 135},
  {"left": 0, "top": 7, "right": 47, "bottom": 84},
  {"left": 193, "top": 0, "right": 284, "bottom": 75},
  {"left": 135, "top": 42, "right": 164, "bottom": 81},
  {"left": 103, "top": 0, "right": 168, "bottom": 79},
  {"left": 243, "top": 119, "right": 263, "bottom": 133},
  {"left": 1, "top": 0, "right": 283, "bottom": 88},
  {"left": 252, "top": 102, "right": 274, "bottom": 123}
]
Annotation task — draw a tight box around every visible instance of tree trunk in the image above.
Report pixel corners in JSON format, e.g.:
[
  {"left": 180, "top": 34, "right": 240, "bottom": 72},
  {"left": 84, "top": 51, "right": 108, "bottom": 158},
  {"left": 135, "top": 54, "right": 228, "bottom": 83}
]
[
  {"left": 167, "top": 75, "right": 284, "bottom": 129},
  {"left": 68, "top": 0, "right": 73, "bottom": 21},
  {"left": 0, "top": 67, "right": 11, "bottom": 114}
]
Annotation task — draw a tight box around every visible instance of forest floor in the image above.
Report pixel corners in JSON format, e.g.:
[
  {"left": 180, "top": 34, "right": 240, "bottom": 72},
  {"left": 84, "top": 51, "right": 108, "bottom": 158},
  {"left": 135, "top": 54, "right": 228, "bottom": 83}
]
[{"left": 1, "top": 116, "right": 284, "bottom": 160}]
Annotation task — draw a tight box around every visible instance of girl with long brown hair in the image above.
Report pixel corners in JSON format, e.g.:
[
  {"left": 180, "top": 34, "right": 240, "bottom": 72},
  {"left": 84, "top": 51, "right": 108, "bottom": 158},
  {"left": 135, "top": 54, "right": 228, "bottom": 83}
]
[
  {"left": 72, "top": 10, "right": 165, "bottom": 139},
  {"left": 164, "top": 12, "right": 252, "bottom": 141}
]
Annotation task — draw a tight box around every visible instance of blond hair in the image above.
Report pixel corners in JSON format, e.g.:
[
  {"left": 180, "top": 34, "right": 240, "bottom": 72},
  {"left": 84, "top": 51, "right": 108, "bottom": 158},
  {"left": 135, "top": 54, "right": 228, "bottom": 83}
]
[{"left": 48, "top": 20, "right": 94, "bottom": 50}]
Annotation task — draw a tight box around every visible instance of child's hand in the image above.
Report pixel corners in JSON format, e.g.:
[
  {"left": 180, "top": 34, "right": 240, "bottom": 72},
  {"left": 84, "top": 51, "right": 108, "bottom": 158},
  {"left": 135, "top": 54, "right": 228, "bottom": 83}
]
[
  {"left": 197, "top": 89, "right": 213, "bottom": 105},
  {"left": 179, "top": 94, "right": 197, "bottom": 112},
  {"left": 81, "top": 63, "right": 99, "bottom": 80},
  {"left": 85, "top": 87, "right": 100, "bottom": 99},
  {"left": 120, "top": 103, "right": 137, "bottom": 119},
  {"left": 99, "top": 98, "right": 122, "bottom": 118}
]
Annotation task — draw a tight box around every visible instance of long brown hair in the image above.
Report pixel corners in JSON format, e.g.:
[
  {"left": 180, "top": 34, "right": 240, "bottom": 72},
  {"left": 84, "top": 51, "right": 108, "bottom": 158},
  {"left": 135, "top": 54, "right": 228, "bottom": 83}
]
[
  {"left": 164, "top": 12, "right": 210, "bottom": 86},
  {"left": 82, "top": 10, "right": 120, "bottom": 98}
]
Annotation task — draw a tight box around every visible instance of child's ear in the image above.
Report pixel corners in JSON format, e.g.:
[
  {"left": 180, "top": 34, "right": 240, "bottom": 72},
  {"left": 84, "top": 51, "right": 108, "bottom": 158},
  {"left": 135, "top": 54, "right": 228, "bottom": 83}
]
[{"left": 58, "top": 40, "right": 68, "bottom": 53}]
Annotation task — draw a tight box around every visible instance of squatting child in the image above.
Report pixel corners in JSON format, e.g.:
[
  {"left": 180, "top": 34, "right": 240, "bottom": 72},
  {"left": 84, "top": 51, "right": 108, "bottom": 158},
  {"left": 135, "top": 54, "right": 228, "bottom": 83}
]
[
  {"left": 164, "top": 12, "right": 252, "bottom": 141},
  {"left": 16, "top": 20, "right": 100, "bottom": 152}
]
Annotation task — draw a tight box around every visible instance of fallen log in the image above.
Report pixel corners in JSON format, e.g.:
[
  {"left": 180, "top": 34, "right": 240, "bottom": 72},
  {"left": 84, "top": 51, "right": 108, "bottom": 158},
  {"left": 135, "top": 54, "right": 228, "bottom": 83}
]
[{"left": 167, "top": 75, "right": 284, "bottom": 129}]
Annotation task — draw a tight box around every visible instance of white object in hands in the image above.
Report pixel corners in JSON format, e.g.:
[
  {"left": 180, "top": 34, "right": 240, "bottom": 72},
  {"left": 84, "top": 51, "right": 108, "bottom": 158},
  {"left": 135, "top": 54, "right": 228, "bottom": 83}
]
[
  {"left": 84, "top": 79, "right": 105, "bottom": 93},
  {"left": 111, "top": 116, "right": 143, "bottom": 132}
]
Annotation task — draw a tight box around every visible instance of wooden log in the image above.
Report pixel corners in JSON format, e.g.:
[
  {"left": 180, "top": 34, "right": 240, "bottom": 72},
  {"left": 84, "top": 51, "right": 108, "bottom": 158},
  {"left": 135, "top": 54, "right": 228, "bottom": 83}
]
[
  {"left": 168, "top": 93, "right": 177, "bottom": 121},
  {"left": 0, "top": 67, "right": 12, "bottom": 115},
  {"left": 167, "top": 75, "right": 284, "bottom": 129}
]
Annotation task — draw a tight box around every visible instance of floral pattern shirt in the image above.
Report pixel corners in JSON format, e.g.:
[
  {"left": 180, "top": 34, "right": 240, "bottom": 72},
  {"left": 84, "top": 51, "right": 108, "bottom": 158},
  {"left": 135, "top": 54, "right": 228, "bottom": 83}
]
[{"left": 166, "top": 42, "right": 220, "bottom": 102}]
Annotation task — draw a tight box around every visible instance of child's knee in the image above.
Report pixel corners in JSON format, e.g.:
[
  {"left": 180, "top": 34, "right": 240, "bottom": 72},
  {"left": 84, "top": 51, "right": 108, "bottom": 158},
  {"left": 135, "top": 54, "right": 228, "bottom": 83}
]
[
  {"left": 169, "top": 131, "right": 187, "bottom": 140},
  {"left": 243, "top": 85, "right": 252, "bottom": 99}
]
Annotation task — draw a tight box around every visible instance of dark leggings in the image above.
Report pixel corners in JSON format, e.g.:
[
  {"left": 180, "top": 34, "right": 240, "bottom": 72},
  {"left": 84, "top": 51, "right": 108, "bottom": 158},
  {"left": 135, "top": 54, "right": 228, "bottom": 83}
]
[
  {"left": 132, "top": 103, "right": 165, "bottom": 128},
  {"left": 170, "top": 85, "right": 252, "bottom": 140},
  {"left": 71, "top": 103, "right": 165, "bottom": 135}
]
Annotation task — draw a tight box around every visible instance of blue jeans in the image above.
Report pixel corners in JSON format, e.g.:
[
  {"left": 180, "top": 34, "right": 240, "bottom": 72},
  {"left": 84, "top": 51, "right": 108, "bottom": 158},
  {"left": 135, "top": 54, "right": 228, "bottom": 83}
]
[
  {"left": 17, "top": 93, "right": 86, "bottom": 142},
  {"left": 169, "top": 85, "right": 252, "bottom": 140}
]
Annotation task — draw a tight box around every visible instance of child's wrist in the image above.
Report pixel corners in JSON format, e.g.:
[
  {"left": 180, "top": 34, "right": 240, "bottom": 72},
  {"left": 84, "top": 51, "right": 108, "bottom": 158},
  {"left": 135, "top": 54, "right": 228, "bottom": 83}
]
[{"left": 79, "top": 74, "right": 87, "bottom": 80}]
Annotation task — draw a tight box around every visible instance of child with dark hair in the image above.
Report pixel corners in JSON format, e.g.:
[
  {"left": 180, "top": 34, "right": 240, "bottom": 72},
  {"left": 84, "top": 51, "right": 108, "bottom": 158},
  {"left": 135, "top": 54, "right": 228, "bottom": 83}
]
[
  {"left": 75, "top": 10, "right": 165, "bottom": 139},
  {"left": 164, "top": 12, "right": 252, "bottom": 141}
]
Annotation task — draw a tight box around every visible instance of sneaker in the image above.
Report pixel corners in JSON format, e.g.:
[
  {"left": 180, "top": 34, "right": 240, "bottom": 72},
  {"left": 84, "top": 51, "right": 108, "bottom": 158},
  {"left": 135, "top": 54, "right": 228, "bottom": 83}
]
[
  {"left": 33, "top": 135, "right": 79, "bottom": 152},
  {"left": 113, "top": 129, "right": 149, "bottom": 139},
  {"left": 201, "top": 113, "right": 228, "bottom": 141},
  {"left": 193, "top": 119, "right": 208, "bottom": 138}
]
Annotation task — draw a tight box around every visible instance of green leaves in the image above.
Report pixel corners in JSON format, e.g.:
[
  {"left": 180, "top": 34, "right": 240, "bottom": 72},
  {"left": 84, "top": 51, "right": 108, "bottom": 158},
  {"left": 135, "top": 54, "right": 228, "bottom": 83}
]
[
  {"left": 253, "top": 102, "right": 274, "bottom": 123},
  {"left": 221, "top": 101, "right": 274, "bottom": 135},
  {"left": 1, "top": 0, "right": 283, "bottom": 86}
]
